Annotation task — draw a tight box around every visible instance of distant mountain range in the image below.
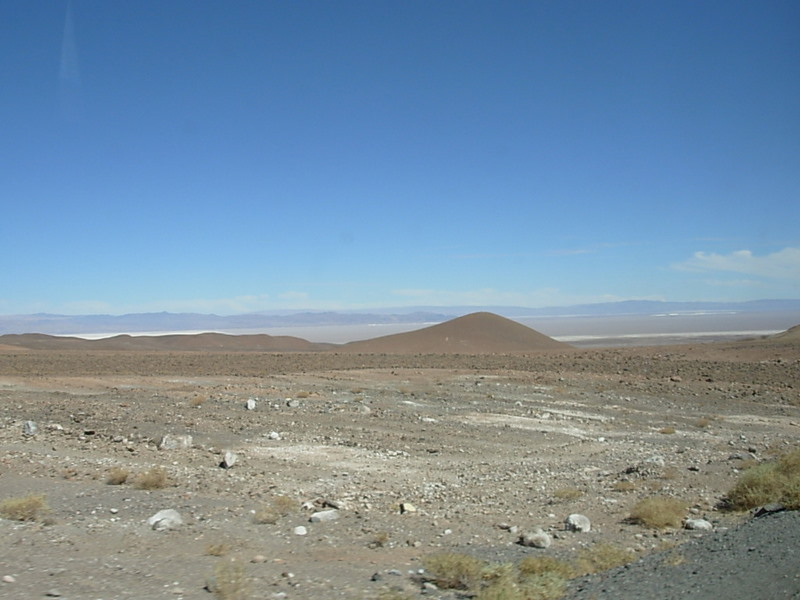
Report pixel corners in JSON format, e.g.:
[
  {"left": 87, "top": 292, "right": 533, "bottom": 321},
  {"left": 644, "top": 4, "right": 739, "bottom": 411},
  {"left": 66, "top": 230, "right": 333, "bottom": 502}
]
[{"left": 1, "top": 299, "right": 799, "bottom": 336}]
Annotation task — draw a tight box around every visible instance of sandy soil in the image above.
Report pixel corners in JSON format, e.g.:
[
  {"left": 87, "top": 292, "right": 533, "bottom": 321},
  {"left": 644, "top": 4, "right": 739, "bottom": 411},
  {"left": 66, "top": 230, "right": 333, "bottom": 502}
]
[{"left": 0, "top": 336, "right": 798, "bottom": 599}]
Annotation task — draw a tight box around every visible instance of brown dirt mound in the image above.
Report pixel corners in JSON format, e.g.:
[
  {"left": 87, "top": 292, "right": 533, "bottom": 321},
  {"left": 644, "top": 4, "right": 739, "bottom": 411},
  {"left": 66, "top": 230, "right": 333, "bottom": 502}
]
[
  {"left": 340, "top": 312, "right": 571, "bottom": 354},
  {"left": 772, "top": 323, "right": 800, "bottom": 342}
]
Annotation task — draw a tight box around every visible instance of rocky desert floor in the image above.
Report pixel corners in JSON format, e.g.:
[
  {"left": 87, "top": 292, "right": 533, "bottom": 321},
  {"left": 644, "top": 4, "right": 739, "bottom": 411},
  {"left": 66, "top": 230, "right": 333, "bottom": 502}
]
[{"left": 1, "top": 340, "right": 799, "bottom": 599}]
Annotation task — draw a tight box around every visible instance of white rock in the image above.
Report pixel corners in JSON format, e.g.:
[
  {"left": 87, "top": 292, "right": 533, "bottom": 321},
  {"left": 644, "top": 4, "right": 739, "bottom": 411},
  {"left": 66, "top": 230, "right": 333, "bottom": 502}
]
[
  {"left": 147, "top": 509, "right": 183, "bottom": 530},
  {"left": 158, "top": 434, "right": 192, "bottom": 450},
  {"left": 519, "top": 528, "right": 552, "bottom": 548},
  {"left": 309, "top": 509, "right": 339, "bottom": 523},
  {"left": 2, "top": 575, "right": 16, "bottom": 583},
  {"left": 293, "top": 526, "right": 308, "bottom": 536},
  {"left": 22, "top": 421, "right": 38, "bottom": 436},
  {"left": 246, "top": 398, "right": 257, "bottom": 410},
  {"left": 268, "top": 431, "right": 281, "bottom": 441},
  {"left": 565, "top": 514, "right": 591, "bottom": 532},
  {"left": 684, "top": 518, "right": 713, "bottom": 531},
  {"left": 221, "top": 451, "right": 238, "bottom": 469}
]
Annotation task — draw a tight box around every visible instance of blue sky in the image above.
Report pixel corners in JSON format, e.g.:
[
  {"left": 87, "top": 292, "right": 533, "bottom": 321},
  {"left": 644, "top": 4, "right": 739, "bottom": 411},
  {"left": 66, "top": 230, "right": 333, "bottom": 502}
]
[{"left": 1, "top": 1, "right": 798, "bottom": 315}]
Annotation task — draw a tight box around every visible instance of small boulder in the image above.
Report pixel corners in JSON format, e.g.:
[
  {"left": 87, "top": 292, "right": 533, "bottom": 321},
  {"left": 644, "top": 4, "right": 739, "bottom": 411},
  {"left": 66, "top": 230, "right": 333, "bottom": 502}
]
[
  {"left": 158, "top": 434, "right": 192, "bottom": 450},
  {"left": 309, "top": 509, "right": 339, "bottom": 523},
  {"left": 246, "top": 398, "right": 257, "bottom": 410},
  {"left": 399, "top": 502, "right": 417, "bottom": 514},
  {"left": 684, "top": 518, "right": 713, "bottom": 531},
  {"left": 565, "top": 514, "right": 591, "bottom": 532},
  {"left": 519, "top": 528, "right": 552, "bottom": 548},
  {"left": 220, "top": 451, "right": 238, "bottom": 469},
  {"left": 22, "top": 421, "right": 38, "bottom": 436},
  {"left": 147, "top": 509, "right": 183, "bottom": 530},
  {"left": 293, "top": 525, "right": 308, "bottom": 536}
]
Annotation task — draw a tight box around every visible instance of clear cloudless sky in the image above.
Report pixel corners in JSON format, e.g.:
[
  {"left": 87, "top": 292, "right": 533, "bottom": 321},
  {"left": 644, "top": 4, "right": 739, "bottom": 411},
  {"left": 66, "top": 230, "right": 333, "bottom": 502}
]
[{"left": 1, "top": 0, "right": 798, "bottom": 315}]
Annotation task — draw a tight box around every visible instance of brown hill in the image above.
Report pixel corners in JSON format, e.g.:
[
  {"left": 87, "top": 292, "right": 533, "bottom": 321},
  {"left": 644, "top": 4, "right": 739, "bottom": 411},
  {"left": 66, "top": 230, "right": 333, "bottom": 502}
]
[
  {"left": 339, "top": 312, "right": 571, "bottom": 354},
  {"left": 770, "top": 323, "right": 800, "bottom": 343},
  {"left": 0, "top": 332, "right": 334, "bottom": 352}
]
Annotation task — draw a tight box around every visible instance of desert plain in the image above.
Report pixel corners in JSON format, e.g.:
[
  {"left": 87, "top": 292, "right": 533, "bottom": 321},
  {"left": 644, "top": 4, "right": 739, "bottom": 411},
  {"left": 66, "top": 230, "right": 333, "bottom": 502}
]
[{"left": 0, "top": 313, "right": 799, "bottom": 599}]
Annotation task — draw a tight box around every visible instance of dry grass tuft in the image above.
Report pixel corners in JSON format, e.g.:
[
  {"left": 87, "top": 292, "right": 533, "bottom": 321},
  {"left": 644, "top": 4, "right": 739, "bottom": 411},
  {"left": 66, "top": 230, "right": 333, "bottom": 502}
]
[
  {"left": 574, "top": 543, "right": 635, "bottom": 575},
  {"left": 552, "top": 487, "right": 584, "bottom": 502},
  {"left": 211, "top": 559, "right": 250, "bottom": 600},
  {"left": 189, "top": 395, "right": 207, "bottom": 407},
  {"left": 628, "top": 496, "right": 687, "bottom": 528},
  {"left": 106, "top": 466, "right": 129, "bottom": 485},
  {"left": 134, "top": 467, "right": 169, "bottom": 490},
  {"left": 726, "top": 448, "right": 800, "bottom": 510},
  {"left": 205, "top": 542, "right": 231, "bottom": 556},
  {"left": 518, "top": 555, "right": 575, "bottom": 579},
  {"left": 0, "top": 493, "right": 49, "bottom": 521},
  {"left": 253, "top": 495, "right": 298, "bottom": 525},
  {"left": 612, "top": 480, "right": 636, "bottom": 492},
  {"left": 659, "top": 426, "right": 676, "bottom": 435},
  {"left": 422, "top": 552, "right": 486, "bottom": 590},
  {"left": 368, "top": 530, "right": 391, "bottom": 549},
  {"left": 694, "top": 417, "right": 712, "bottom": 428}
]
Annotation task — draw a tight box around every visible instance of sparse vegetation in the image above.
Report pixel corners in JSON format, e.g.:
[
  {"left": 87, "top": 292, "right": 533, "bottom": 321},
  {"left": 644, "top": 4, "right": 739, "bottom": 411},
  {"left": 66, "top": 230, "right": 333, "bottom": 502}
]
[
  {"left": 659, "top": 426, "right": 676, "bottom": 434},
  {"left": 726, "top": 448, "right": 800, "bottom": 510},
  {"left": 628, "top": 496, "right": 687, "bottom": 528},
  {"left": 423, "top": 552, "right": 485, "bottom": 590},
  {"left": 694, "top": 417, "right": 712, "bottom": 428},
  {"left": 106, "top": 466, "right": 129, "bottom": 485},
  {"left": 0, "top": 493, "right": 49, "bottom": 521},
  {"left": 612, "top": 480, "right": 636, "bottom": 492},
  {"left": 253, "top": 495, "right": 298, "bottom": 525},
  {"left": 517, "top": 556, "right": 575, "bottom": 579},
  {"left": 134, "top": 467, "right": 169, "bottom": 490},
  {"left": 368, "top": 530, "right": 391, "bottom": 548},
  {"left": 211, "top": 559, "right": 250, "bottom": 600},
  {"left": 552, "top": 487, "right": 583, "bottom": 502},
  {"left": 205, "top": 542, "right": 231, "bottom": 556},
  {"left": 189, "top": 395, "right": 207, "bottom": 407},
  {"left": 574, "top": 543, "right": 635, "bottom": 575}
]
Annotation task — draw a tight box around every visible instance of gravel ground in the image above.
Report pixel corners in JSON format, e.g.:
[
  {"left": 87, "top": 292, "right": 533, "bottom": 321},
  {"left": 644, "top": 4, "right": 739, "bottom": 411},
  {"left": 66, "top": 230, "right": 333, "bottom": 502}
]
[{"left": 564, "top": 509, "right": 800, "bottom": 600}]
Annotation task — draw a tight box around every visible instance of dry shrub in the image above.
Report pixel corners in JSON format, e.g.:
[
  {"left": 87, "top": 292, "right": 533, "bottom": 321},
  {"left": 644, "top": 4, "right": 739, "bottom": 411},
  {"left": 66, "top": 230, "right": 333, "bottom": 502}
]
[
  {"left": 271, "top": 495, "right": 298, "bottom": 516},
  {"left": 134, "top": 467, "right": 169, "bottom": 490},
  {"left": 423, "top": 552, "right": 571, "bottom": 600},
  {"left": 612, "top": 480, "right": 636, "bottom": 492},
  {"left": 659, "top": 426, "right": 676, "bottom": 435},
  {"left": 574, "top": 543, "right": 635, "bottom": 575},
  {"left": 628, "top": 496, "right": 687, "bottom": 528},
  {"left": 253, "top": 495, "right": 297, "bottom": 525},
  {"left": 727, "top": 448, "right": 800, "bottom": 510},
  {"left": 189, "top": 395, "right": 207, "bottom": 408},
  {"left": 518, "top": 555, "right": 575, "bottom": 579},
  {"left": 295, "top": 390, "right": 310, "bottom": 398},
  {"left": 0, "top": 493, "right": 49, "bottom": 521},
  {"left": 106, "top": 467, "right": 129, "bottom": 485},
  {"left": 211, "top": 559, "right": 250, "bottom": 600},
  {"left": 205, "top": 542, "right": 231, "bottom": 556},
  {"left": 694, "top": 417, "right": 712, "bottom": 428},
  {"left": 552, "top": 487, "right": 583, "bottom": 502},
  {"left": 479, "top": 570, "right": 567, "bottom": 600},
  {"left": 252, "top": 505, "right": 279, "bottom": 525},
  {"left": 422, "top": 552, "right": 486, "bottom": 590},
  {"left": 369, "top": 530, "right": 391, "bottom": 548}
]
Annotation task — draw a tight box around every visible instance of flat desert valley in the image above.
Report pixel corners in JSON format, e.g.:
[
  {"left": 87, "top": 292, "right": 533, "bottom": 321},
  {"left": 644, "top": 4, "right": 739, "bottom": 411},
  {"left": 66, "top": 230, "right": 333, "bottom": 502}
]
[{"left": 1, "top": 313, "right": 799, "bottom": 599}]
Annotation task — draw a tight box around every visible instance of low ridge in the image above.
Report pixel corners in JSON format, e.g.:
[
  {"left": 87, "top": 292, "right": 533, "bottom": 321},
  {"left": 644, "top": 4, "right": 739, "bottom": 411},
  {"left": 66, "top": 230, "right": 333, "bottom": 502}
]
[{"left": 339, "top": 312, "right": 571, "bottom": 354}]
